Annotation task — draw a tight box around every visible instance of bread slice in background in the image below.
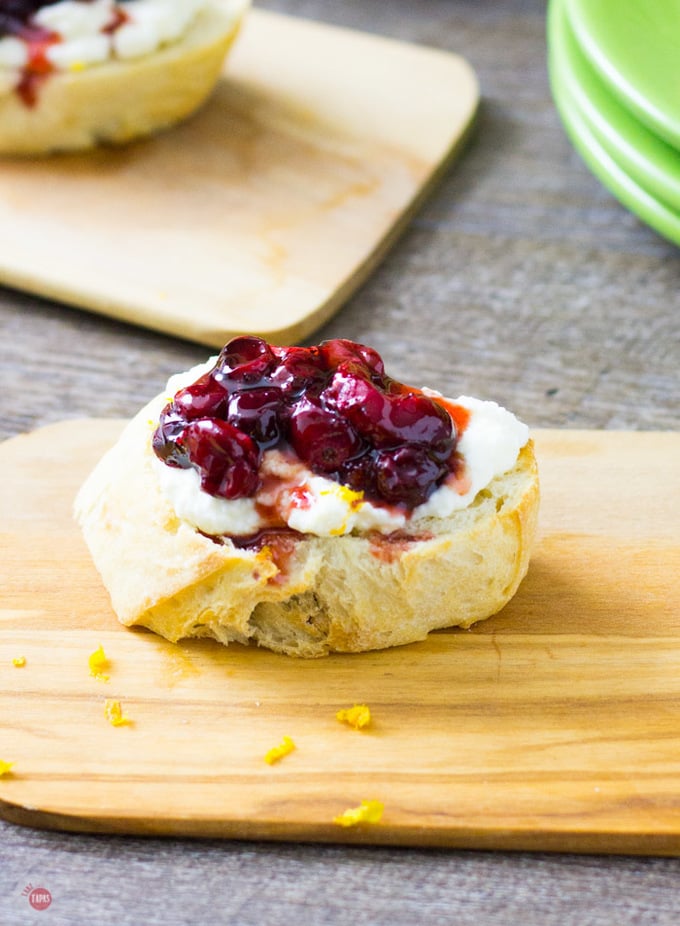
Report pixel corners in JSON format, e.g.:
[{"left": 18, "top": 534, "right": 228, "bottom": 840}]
[{"left": 0, "top": 0, "right": 249, "bottom": 155}]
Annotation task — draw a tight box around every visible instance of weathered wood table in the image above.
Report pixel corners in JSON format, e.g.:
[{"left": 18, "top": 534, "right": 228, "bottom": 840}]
[{"left": 1, "top": 1, "right": 679, "bottom": 924}]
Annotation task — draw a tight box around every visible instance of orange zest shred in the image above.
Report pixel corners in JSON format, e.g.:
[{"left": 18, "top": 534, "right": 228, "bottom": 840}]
[
  {"left": 336, "top": 704, "right": 371, "bottom": 730},
  {"left": 88, "top": 644, "right": 110, "bottom": 681},
  {"left": 333, "top": 799, "right": 384, "bottom": 828},
  {"left": 12, "top": 656, "right": 26, "bottom": 667},
  {"left": 104, "top": 699, "right": 132, "bottom": 727},
  {"left": 0, "top": 760, "right": 14, "bottom": 777},
  {"left": 264, "top": 735, "right": 295, "bottom": 765}
]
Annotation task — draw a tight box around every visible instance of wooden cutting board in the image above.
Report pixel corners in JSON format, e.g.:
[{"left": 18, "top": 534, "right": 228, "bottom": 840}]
[
  {"left": 1, "top": 422, "right": 679, "bottom": 854},
  {"left": 0, "top": 9, "right": 478, "bottom": 347}
]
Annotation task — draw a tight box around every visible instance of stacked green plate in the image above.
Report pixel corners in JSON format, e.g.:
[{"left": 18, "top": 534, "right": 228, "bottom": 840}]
[{"left": 548, "top": 0, "right": 680, "bottom": 244}]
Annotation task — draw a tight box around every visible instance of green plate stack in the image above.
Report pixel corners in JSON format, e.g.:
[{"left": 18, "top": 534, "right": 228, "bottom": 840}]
[{"left": 548, "top": 0, "right": 680, "bottom": 243}]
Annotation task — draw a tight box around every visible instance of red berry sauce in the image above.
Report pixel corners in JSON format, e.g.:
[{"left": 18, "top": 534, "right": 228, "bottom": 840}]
[
  {"left": 14, "top": 24, "right": 58, "bottom": 107},
  {"left": 153, "top": 337, "right": 461, "bottom": 512}
]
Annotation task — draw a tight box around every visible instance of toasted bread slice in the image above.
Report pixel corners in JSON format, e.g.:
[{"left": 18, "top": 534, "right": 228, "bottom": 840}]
[{"left": 75, "top": 396, "right": 539, "bottom": 657}]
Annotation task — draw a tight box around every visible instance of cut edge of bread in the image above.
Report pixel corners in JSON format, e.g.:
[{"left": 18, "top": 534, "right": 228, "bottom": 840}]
[
  {"left": 0, "top": 0, "right": 249, "bottom": 155},
  {"left": 74, "top": 398, "right": 540, "bottom": 658}
]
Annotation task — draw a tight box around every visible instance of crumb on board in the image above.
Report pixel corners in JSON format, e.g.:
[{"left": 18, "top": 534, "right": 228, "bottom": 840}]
[
  {"left": 89, "top": 645, "right": 110, "bottom": 682},
  {"left": 12, "top": 656, "right": 26, "bottom": 667},
  {"left": 0, "top": 760, "right": 15, "bottom": 777},
  {"left": 336, "top": 704, "right": 371, "bottom": 730},
  {"left": 104, "top": 699, "right": 132, "bottom": 727},
  {"left": 333, "top": 800, "right": 384, "bottom": 827},
  {"left": 264, "top": 735, "right": 296, "bottom": 765}
]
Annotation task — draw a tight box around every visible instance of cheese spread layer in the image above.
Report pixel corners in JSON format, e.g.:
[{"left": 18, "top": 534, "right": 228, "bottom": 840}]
[{"left": 0, "top": 0, "right": 243, "bottom": 96}]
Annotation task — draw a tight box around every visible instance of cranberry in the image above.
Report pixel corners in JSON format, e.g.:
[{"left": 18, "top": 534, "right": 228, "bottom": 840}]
[
  {"left": 214, "top": 336, "right": 276, "bottom": 386},
  {"left": 288, "top": 398, "right": 363, "bottom": 473},
  {"left": 319, "top": 339, "right": 386, "bottom": 381},
  {"left": 322, "top": 368, "right": 454, "bottom": 455},
  {"left": 152, "top": 411, "right": 190, "bottom": 468},
  {"left": 339, "top": 455, "right": 378, "bottom": 496},
  {"left": 386, "top": 394, "right": 455, "bottom": 458},
  {"left": 183, "top": 419, "right": 260, "bottom": 499},
  {"left": 227, "top": 387, "right": 283, "bottom": 447},
  {"left": 173, "top": 373, "right": 229, "bottom": 421},
  {"left": 322, "top": 367, "right": 390, "bottom": 441},
  {"left": 269, "top": 346, "right": 326, "bottom": 397},
  {"left": 374, "top": 446, "right": 447, "bottom": 507}
]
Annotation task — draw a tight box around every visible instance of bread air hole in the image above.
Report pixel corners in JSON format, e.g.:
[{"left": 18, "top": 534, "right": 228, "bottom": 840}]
[{"left": 248, "top": 592, "right": 330, "bottom": 652}]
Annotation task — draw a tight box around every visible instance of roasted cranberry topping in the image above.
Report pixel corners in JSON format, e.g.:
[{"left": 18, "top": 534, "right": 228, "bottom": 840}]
[
  {"left": 288, "top": 397, "right": 364, "bottom": 473},
  {"left": 174, "top": 372, "right": 230, "bottom": 421},
  {"left": 182, "top": 419, "right": 260, "bottom": 500},
  {"left": 269, "top": 346, "right": 326, "bottom": 397},
  {"left": 214, "top": 335, "right": 278, "bottom": 386},
  {"left": 374, "top": 445, "right": 445, "bottom": 507},
  {"left": 153, "top": 337, "right": 459, "bottom": 510},
  {"left": 227, "top": 387, "right": 284, "bottom": 448}
]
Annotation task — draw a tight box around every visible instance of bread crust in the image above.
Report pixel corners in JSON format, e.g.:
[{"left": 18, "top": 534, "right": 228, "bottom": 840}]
[
  {"left": 0, "top": 0, "right": 248, "bottom": 155},
  {"left": 74, "top": 394, "right": 540, "bottom": 657}
]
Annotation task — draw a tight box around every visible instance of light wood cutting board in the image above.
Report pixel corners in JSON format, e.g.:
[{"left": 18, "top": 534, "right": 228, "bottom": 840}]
[
  {"left": 1, "top": 422, "right": 679, "bottom": 854},
  {"left": 0, "top": 9, "right": 478, "bottom": 347}
]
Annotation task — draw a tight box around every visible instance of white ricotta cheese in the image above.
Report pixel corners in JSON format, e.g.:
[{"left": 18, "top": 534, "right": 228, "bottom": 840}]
[
  {"left": 158, "top": 462, "right": 263, "bottom": 537},
  {"left": 35, "top": 0, "right": 116, "bottom": 41},
  {"left": 0, "top": 36, "right": 28, "bottom": 69},
  {"left": 413, "top": 392, "right": 530, "bottom": 520},
  {"left": 150, "top": 362, "right": 530, "bottom": 539},
  {"left": 0, "top": 0, "right": 243, "bottom": 95}
]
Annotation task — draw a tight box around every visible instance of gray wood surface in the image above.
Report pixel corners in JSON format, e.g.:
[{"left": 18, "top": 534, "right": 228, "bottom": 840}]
[{"left": 1, "top": 0, "right": 679, "bottom": 923}]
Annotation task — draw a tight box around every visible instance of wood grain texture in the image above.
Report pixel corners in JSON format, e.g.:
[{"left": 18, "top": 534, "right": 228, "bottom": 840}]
[
  {"left": 1, "top": 1, "right": 680, "bottom": 923},
  {"left": 0, "top": 8, "right": 477, "bottom": 347},
  {"left": 1, "top": 421, "right": 679, "bottom": 854}
]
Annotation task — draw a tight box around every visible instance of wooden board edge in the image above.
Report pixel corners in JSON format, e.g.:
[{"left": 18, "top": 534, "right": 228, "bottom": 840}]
[{"left": 2, "top": 795, "right": 679, "bottom": 855}]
